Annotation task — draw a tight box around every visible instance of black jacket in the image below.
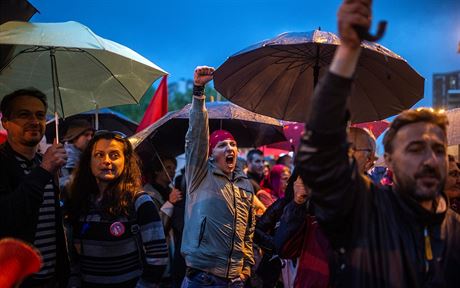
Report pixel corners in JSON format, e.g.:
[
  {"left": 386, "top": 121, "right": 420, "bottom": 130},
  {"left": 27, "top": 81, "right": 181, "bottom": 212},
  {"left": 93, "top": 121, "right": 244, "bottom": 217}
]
[
  {"left": 296, "top": 72, "right": 460, "bottom": 287},
  {"left": 254, "top": 197, "right": 289, "bottom": 252},
  {"left": 0, "top": 142, "right": 69, "bottom": 286}
]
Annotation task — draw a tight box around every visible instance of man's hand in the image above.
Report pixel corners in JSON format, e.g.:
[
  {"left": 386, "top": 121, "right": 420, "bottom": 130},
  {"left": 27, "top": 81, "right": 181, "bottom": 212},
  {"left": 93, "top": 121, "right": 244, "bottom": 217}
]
[
  {"left": 194, "top": 66, "right": 215, "bottom": 87},
  {"left": 168, "top": 188, "right": 183, "bottom": 205},
  {"left": 40, "top": 139, "right": 67, "bottom": 174},
  {"left": 337, "top": 0, "right": 372, "bottom": 49},
  {"left": 330, "top": 0, "right": 371, "bottom": 77}
]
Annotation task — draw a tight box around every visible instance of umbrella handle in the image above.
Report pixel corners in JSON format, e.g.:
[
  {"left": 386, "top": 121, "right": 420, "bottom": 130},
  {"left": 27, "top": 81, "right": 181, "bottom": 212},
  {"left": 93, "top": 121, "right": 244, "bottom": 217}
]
[
  {"left": 54, "top": 112, "right": 59, "bottom": 144},
  {"left": 353, "top": 20, "right": 387, "bottom": 42}
]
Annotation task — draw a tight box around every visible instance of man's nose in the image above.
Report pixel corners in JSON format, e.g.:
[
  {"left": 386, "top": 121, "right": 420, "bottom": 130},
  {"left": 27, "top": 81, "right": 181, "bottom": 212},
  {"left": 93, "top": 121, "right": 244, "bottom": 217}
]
[{"left": 423, "top": 149, "right": 440, "bottom": 165}]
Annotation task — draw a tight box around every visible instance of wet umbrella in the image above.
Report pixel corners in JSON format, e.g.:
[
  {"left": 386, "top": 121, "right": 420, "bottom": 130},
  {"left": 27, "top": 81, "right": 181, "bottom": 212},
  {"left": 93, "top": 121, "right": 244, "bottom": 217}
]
[
  {"left": 214, "top": 30, "right": 424, "bottom": 123},
  {"left": 129, "top": 101, "right": 286, "bottom": 157},
  {"left": 45, "top": 108, "right": 138, "bottom": 143},
  {"left": 0, "top": 21, "right": 166, "bottom": 140}
]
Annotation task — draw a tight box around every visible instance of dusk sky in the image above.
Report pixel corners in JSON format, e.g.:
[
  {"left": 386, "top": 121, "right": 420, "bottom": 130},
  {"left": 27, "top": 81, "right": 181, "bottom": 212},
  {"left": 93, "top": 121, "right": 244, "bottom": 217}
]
[{"left": 29, "top": 0, "right": 460, "bottom": 108}]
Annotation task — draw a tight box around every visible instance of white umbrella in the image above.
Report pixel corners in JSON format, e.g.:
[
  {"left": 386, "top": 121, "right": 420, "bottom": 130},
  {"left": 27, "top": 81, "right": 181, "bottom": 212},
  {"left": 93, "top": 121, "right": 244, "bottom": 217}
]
[{"left": 0, "top": 21, "right": 167, "bottom": 139}]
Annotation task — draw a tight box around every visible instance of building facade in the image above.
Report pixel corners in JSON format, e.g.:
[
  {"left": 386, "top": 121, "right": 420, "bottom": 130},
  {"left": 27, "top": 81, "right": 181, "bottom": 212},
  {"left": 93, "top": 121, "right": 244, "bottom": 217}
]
[{"left": 433, "top": 70, "right": 460, "bottom": 108}]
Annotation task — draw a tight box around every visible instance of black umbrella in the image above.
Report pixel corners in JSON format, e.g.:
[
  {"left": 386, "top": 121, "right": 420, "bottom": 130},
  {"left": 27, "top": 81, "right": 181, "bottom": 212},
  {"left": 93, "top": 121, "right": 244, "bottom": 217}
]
[
  {"left": 129, "top": 101, "right": 286, "bottom": 157},
  {"left": 0, "top": 0, "right": 38, "bottom": 74},
  {"left": 214, "top": 30, "right": 424, "bottom": 123},
  {"left": 45, "top": 108, "right": 138, "bottom": 143}
]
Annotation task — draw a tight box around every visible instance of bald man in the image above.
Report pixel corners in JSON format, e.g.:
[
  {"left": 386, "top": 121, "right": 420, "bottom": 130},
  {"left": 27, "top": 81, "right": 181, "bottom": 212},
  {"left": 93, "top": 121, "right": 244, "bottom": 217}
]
[{"left": 348, "top": 127, "right": 377, "bottom": 175}]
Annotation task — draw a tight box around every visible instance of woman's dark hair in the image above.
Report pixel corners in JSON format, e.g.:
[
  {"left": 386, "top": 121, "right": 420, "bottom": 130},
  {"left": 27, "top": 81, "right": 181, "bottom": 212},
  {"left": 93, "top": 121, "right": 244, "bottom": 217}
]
[
  {"left": 284, "top": 168, "right": 300, "bottom": 202},
  {"left": 67, "top": 131, "right": 142, "bottom": 221}
]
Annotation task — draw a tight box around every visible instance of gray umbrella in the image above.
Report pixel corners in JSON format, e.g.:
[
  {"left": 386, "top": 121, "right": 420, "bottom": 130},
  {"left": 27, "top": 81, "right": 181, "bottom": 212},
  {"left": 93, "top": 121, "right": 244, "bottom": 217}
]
[
  {"left": 129, "top": 101, "right": 286, "bottom": 157},
  {"left": 214, "top": 30, "right": 424, "bottom": 123}
]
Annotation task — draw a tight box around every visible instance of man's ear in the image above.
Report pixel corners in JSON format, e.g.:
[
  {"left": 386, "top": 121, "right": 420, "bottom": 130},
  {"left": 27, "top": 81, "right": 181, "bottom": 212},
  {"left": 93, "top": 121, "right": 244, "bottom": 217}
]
[{"left": 1, "top": 117, "right": 9, "bottom": 131}]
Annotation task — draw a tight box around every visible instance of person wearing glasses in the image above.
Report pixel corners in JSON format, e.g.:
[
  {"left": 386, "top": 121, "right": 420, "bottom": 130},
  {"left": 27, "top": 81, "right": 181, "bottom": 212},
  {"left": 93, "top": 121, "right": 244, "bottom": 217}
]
[
  {"left": 181, "top": 66, "right": 255, "bottom": 287},
  {"left": 0, "top": 88, "right": 70, "bottom": 287},
  {"left": 65, "top": 131, "right": 168, "bottom": 288},
  {"left": 348, "top": 127, "right": 377, "bottom": 175}
]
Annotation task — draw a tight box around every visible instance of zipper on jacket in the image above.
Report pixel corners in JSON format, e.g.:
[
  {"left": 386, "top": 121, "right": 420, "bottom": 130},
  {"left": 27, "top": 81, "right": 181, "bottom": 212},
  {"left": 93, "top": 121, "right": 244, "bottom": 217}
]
[
  {"left": 424, "top": 226, "right": 433, "bottom": 273},
  {"left": 226, "top": 183, "right": 238, "bottom": 278}
]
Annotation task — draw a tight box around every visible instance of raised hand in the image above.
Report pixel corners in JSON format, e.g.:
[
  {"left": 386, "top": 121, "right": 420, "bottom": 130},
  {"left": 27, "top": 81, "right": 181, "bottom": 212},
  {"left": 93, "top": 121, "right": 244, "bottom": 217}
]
[
  {"left": 337, "top": 0, "right": 372, "bottom": 49},
  {"left": 194, "top": 66, "right": 215, "bottom": 87}
]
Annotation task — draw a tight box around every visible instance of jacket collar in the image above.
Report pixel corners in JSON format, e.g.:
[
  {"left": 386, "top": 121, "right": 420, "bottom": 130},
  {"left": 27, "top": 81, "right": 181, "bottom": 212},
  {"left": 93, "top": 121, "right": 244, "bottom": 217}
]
[
  {"left": 208, "top": 160, "right": 253, "bottom": 192},
  {"left": 389, "top": 185, "right": 446, "bottom": 226},
  {"left": 0, "top": 141, "right": 41, "bottom": 164}
]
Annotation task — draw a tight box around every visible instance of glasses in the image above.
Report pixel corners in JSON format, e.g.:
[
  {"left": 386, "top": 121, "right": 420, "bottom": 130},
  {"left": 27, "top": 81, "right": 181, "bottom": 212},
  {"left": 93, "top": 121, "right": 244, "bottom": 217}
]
[{"left": 93, "top": 130, "right": 127, "bottom": 139}]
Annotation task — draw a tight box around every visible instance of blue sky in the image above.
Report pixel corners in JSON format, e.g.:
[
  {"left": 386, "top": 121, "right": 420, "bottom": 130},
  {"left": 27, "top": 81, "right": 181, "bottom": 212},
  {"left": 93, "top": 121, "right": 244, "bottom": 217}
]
[{"left": 29, "top": 0, "right": 460, "bottom": 108}]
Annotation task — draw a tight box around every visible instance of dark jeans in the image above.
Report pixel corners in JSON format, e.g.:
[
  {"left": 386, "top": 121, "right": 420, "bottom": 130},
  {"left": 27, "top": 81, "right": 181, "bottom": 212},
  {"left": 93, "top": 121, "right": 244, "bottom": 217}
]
[{"left": 180, "top": 269, "right": 244, "bottom": 288}]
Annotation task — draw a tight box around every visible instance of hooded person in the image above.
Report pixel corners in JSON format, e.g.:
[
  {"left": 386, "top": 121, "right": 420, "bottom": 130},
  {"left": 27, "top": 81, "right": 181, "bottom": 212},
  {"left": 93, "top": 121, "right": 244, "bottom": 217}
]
[
  {"left": 181, "top": 66, "right": 255, "bottom": 287},
  {"left": 59, "top": 119, "right": 94, "bottom": 191}
]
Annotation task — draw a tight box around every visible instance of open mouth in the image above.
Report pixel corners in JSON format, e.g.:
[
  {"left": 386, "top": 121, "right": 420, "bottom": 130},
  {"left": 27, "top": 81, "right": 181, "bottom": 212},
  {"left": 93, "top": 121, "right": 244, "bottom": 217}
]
[
  {"left": 225, "top": 155, "right": 235, "bottom": 165},
  {"left": 101, "top": 169, "right": 113, "bottom": 174}
]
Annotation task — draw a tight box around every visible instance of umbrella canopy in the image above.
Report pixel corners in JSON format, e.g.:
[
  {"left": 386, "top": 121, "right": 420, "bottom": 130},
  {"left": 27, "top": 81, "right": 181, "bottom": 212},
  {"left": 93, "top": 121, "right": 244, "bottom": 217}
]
[
  {"left": 266, "top": 121, "right": 303, "bottom": 151},
  {"left": 351, "top": 120, "right": 390, "bottom": 139},
  {"left": 264, "top": 120, "right": 389, "bottom": 153},
  {"left": 0, "top": 21, "right": 167, "bottom": 118},
  {"left": 45, "top": 108, "right": 138, "bottom": 143},
  {"left": 214, "top": 30, "right": 424, "bottom": 123},
  {"left": 446, "top": 108, "right": 460, "bottom": 146},
  {"left": 130, "top": 101, "right": 286, "bottom": 157}
]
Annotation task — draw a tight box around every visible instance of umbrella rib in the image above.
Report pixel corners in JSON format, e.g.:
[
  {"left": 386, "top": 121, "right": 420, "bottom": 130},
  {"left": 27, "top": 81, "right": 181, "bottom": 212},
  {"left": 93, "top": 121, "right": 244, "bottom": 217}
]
[
  {"left": 79, "top": 49, "right": 139, "bottom": 104},
  {"left": 354, "top": 57, "right": 408, "bottom": 121},
  {"left": 281, "top": 63, "right": 305, "bottom": 119},
  {"left": 361, "top": 55, "right": 417, "bottom": 109},
  {"left": 251, "top": 62, "right": 293, "bottom": 114},
  {"left": 0, "top": 47, "right": 38, "bottom": 73}
]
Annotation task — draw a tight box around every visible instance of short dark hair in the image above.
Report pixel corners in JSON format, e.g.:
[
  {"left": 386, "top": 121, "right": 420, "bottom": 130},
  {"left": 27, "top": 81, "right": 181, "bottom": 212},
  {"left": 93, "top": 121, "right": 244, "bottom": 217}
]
[
  {"left": 276, "top": 154, "right": 292, "bottom": 165},
  {"left": 247, "top": 149, "right": 263, "bottom": 162},
  {"left": 1, "top": 88, "right": 48, "bottom": 118},
  {"left": 448, "top": 154, "right": 456, "bottom": 162},
  {"left": 383, "top": 108, "right": 448, "bottom": 154}
]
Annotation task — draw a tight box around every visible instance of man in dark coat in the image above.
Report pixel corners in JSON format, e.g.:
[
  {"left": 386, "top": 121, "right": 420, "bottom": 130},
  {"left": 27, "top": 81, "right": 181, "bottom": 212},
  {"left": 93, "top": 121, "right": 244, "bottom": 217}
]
[
  {"left": 295, "top": 0, "right": 460, "bottom": 287},
  {"left": 0, "top": 88, "right": 69, "bottom": 287}
]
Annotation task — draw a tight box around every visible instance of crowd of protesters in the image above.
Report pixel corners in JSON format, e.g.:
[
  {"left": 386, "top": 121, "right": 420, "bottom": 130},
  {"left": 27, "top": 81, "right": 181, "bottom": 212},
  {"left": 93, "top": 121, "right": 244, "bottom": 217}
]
[{"left": 2, "top": 0, "right": 460, "bottom": 287}]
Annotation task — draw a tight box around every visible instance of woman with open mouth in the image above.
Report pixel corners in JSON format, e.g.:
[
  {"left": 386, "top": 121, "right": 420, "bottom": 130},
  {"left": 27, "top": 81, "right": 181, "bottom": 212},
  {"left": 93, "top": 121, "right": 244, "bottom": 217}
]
[{"left": 64, "top": 131, "right": 168, "bottom": 288}]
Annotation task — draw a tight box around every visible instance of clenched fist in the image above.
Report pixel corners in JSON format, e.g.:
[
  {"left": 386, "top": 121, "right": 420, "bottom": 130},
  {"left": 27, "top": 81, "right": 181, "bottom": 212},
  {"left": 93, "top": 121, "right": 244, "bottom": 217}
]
[{"left": 194, "top": 66, "right": 215, "bottom": 87}]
